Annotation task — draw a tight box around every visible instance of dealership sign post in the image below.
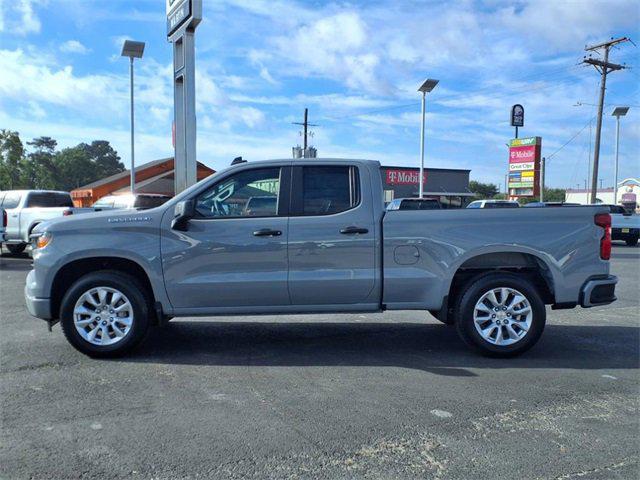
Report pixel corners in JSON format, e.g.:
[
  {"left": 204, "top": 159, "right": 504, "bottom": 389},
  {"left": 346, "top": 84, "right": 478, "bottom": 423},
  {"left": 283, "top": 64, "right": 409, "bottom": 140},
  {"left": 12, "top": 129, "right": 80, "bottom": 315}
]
[
  {"left": 508, "top": 136, "right": 541, "bottom": 199},
  {"left": 167, "top": 0, "right": 202, "bottom": 194}
]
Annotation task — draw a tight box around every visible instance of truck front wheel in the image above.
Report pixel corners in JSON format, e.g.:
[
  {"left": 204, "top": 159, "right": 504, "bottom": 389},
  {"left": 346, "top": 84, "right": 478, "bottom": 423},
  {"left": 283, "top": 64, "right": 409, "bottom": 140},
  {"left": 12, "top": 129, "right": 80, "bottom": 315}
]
[
  {"left": 60, "top": 271, "right": 151, "bottom": 358},
  {"left": 453, "top": 272, "right": 546, "bottom": 357}
]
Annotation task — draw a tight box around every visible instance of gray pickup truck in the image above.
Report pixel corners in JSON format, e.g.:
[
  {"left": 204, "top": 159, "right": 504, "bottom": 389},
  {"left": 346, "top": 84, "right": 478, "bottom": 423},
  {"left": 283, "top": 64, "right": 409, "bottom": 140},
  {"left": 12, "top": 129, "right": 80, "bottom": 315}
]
[{"left": 25, "top": 159, "right": 617, "bottom": 358}]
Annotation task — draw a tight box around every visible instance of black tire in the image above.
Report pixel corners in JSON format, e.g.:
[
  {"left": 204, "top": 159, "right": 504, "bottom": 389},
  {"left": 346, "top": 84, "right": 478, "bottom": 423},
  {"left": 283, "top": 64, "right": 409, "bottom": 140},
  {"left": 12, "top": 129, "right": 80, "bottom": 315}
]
[
  {"left": 429, "top": 309, "right": 454, "bottom": 325},
  {"left": 454, "top": 272, "right": 546, "bottom": 357},
  {"left": 60, "top": 270, "right": 152, "bottom": 358},
  {"left": 6, "top": 243, "right": 26, "bottom": 255},
  {"left": 625, "top": 236, "right": 638, "bottom": 247}
]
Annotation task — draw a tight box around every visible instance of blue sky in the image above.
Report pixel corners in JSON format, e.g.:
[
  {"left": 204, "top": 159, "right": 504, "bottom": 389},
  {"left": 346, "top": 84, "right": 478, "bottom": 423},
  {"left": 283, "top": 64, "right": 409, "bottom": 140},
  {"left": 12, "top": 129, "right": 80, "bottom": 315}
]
[{"left": 0, "top": 0, "right": 638, "bottom": 189}]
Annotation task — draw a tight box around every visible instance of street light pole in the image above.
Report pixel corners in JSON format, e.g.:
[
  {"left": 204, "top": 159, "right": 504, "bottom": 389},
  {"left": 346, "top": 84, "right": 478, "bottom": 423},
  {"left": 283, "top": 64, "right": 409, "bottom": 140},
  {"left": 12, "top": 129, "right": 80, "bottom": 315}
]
[
  {"left": 417, "top": 78, "right": 438, "bottom": 198},
  {"left": 419, "top": 91, "right": 426, "bottom": 198},
  {"left": 121, "top": 40, "right": 145, "bottom": 194},
  {"left": 129, "top": 56, "right": 135, "bottom": 193},
  {"left": 612, "top": 106, "right": 630, "bottom": 204}
]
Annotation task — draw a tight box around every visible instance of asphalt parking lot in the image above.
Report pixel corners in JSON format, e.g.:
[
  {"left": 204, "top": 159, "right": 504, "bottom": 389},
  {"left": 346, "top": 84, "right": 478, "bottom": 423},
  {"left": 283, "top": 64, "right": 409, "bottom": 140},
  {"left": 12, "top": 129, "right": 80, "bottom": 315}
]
[{"left": 1, "top": 245, "right": 638, "bottom": 480}]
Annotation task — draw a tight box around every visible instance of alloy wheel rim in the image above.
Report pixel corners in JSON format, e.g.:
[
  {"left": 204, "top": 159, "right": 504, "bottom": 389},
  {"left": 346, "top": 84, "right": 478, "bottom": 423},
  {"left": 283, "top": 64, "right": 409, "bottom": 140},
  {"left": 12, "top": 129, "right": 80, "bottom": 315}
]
[
  {"left": 73, "top": 287, "right": 134, "bottom": 346},
  {"left": 473, "top": 287, "right": 532, "bottom": 346}
]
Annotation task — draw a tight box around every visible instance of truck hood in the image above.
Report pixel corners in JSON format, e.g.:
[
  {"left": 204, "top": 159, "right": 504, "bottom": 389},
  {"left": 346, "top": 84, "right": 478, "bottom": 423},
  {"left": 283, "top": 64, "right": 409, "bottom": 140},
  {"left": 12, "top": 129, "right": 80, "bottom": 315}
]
[{"left": 33, "top": 208, "right": 164, "bottom": 234}]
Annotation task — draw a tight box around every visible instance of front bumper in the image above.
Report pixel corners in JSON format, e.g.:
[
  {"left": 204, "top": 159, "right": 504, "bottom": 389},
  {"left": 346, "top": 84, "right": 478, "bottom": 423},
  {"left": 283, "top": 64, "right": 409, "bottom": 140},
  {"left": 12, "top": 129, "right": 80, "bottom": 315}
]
[
  {"left": 25, "top": 269, "right": 52, "bottom": 320},
  {"left": 580, "top": 275, "right": 617, "bottom": 308}
]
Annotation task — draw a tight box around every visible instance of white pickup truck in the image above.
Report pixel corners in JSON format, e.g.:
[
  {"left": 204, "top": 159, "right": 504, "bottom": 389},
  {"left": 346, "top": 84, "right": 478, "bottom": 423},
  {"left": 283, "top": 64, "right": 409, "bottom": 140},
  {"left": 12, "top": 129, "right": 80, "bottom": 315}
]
[
  {"left": 607, "top": 204, "right": 639, "bottom": 246},
  {"left": 0, "top": 190, "right": 93, "bottom": 254}
]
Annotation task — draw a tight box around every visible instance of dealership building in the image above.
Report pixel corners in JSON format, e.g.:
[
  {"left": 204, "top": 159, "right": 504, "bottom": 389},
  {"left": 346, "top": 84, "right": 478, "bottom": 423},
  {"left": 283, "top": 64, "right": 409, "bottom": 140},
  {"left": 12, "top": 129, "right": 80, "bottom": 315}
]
[{"left": 380, "top": 165, "right": 474, "bottom": 208}]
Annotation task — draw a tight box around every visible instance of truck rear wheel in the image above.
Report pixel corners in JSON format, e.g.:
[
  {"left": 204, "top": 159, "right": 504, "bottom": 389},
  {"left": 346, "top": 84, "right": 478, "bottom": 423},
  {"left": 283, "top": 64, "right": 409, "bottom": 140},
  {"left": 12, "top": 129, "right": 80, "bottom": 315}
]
[
  {"left": 6, "top": 243, "right": 26, "bottom": 255},
  {"left": 60, "top": 271, "right": 151, "bottom": 358},
  {"left": 454, "top": 272, "right": 546, "bottom": 357}
]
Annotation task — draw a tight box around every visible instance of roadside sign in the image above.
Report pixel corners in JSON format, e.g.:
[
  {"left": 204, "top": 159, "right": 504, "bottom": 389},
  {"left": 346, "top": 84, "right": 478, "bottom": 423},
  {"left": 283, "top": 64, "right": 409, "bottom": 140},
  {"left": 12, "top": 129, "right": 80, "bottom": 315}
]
[
  {"left": 511, "top": 104, "right": 524, "bottom": 127},
  {"left": 167, "top": 0, "right": 202, "bottom": 38},
  {"left": 508, "top": 136, "right": 541, "bottom": 198}
]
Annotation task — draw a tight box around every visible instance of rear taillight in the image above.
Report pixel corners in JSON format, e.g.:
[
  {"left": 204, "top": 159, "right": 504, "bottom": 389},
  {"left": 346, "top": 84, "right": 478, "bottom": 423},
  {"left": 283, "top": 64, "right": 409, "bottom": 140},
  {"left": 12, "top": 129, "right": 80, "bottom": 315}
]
[
  {"left": 62, "top": 209, "right": 73, "bottom": 216},
  {"left": 595, "top": 213, "right": 611, "bottom": 260}
]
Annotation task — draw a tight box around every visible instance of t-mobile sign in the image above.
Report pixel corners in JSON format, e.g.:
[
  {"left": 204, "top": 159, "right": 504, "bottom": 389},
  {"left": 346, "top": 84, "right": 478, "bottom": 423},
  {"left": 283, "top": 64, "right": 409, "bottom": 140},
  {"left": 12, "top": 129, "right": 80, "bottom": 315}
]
[
  {"left": 507, "top": 136, "right": 541, "bottom": 198},
  {"left": 386, "top": 169, "right": 427, "bottom": 185}
]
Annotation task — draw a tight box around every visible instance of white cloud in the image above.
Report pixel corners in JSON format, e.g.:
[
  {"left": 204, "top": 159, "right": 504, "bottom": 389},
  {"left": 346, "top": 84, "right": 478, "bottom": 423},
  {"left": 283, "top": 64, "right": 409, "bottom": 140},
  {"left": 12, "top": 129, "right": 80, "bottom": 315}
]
[
  {"left": 59, "top": 40, "right": 90, "bottom": 54},
  {"left": 0, "top": 0, "right": 41, "bottom": 35},
  {"left": 16, "top": 0, "right": 41, "bottom": 35},
  {"left": 268, "top": 11, "right": 382, "bottom": 92}
]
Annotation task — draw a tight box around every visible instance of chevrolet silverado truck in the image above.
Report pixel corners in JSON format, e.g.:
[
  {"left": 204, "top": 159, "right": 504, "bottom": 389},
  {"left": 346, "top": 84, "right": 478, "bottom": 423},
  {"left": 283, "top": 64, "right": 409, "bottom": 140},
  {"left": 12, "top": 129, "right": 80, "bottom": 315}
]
[
  {"left": 0, "top": 190, "right": 94, "bottom": 254},
  {"left": 25, "top": 159, "right": 617, "bottom": 358}
]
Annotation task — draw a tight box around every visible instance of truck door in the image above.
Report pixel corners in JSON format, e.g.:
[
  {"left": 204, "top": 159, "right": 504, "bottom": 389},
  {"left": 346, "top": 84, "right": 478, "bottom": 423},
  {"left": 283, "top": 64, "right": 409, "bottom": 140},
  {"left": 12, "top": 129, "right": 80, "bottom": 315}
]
[
  {"left": 287, "top": 164, "right": 377, "bottom": 306},
  {"left": 161, "top": 165, "right": 292, "bottom": 309}
]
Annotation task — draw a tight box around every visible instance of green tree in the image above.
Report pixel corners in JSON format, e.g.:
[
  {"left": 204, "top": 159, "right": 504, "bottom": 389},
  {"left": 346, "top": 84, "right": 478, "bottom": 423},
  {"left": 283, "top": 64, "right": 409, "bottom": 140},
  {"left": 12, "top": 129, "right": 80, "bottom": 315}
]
[
  {"left": 79, "top": 140, "right": 124, "bottom": 179},
  {"left": 543, "top": 188, "right": 566, "bottom": 202},
  {"left": 26, "top": 136, "right": 60, "bottom": 189},
  {"left": 469, "top": 180, "right": 499, "bottom": 199},
  {"left": 54, "top": 146, "right": 98, "bottom": 190},
  {"left": 0, "top": 130, "right": 25, "bottom": 189}
]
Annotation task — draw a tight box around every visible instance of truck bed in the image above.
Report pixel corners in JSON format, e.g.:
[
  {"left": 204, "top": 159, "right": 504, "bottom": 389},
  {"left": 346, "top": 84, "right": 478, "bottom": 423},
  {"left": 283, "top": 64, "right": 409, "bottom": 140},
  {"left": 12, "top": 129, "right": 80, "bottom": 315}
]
[{"left": 382, "top": 205, "right": 609, "bottom": 310}]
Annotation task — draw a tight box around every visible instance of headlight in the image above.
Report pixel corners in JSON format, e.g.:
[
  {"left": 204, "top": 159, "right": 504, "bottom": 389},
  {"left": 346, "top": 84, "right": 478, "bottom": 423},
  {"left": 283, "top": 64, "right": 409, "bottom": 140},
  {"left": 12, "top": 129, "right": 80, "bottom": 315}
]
[{"left": 35, "top": 232, "right": 52, "bottom": 250}]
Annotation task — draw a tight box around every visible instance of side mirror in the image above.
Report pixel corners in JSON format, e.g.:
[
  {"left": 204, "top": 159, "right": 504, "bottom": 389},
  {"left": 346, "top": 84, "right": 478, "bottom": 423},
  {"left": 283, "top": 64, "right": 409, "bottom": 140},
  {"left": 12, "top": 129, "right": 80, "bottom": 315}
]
[{"left": 171, "top": 199, "right": 195, "bottom": 231}]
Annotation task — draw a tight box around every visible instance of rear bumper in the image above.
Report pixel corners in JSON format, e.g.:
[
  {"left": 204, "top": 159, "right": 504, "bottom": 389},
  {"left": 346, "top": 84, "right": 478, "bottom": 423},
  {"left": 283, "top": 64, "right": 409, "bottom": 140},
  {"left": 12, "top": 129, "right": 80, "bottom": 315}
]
[
  {"left": 25, "top": 270, "right": 52, "bottom": 320},
  {"left": 580, "top": 275, "right": 617, "bottom": 308},
  {"left": 612, "top": 227, "right": 639, "bottom": 240}
]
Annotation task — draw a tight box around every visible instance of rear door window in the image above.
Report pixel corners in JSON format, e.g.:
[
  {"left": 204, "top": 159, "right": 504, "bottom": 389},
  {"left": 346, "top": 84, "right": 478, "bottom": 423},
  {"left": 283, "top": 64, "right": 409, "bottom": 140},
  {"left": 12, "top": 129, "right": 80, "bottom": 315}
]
[
  {"left": 297, "top": 166, "right": 360, "bottom": 216},
  {"left": 26, "top": 192, "right": 73, "bottom": 208}
]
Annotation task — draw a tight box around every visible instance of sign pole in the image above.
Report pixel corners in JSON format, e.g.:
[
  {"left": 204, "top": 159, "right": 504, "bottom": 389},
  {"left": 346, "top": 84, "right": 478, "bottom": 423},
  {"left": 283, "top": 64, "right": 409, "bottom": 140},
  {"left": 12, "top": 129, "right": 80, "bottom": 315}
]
[
  {"left": 540, "top": 156, "right": 545, "bottom": 202},
  {"left": 167, "top": 0, "right": 202, "bottom": 194}
]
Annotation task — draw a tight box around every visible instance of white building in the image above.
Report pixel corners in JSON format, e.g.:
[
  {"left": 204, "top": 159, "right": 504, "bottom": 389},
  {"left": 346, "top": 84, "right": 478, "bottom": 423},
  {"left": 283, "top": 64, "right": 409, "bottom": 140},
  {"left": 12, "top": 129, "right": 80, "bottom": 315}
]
[{"left": 566, "top": 178, "right": 640, "bottom": 210}]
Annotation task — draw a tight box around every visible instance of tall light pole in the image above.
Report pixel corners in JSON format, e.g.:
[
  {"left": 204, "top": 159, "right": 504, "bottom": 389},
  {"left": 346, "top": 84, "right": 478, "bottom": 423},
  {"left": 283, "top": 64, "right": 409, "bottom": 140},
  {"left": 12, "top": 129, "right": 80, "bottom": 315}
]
[
  {"left": 121, "top": 40, "right": 145, "bottom": 193},
  {"left": 612, "top": 106, "right": 630, "bottom": 204},
  {"left": 417, "top": 78, "right": 439, "bottom": 198}
]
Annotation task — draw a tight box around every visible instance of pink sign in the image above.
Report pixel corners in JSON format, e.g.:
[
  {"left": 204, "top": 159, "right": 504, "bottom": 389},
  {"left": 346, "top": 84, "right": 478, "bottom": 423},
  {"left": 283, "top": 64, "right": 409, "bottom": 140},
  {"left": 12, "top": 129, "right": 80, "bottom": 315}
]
[
  {"left": 509, "top": 145, "right": 536, "bottom": 163},
  {"left": 386, "top": 169, "right": 427, "bottom": 185}
]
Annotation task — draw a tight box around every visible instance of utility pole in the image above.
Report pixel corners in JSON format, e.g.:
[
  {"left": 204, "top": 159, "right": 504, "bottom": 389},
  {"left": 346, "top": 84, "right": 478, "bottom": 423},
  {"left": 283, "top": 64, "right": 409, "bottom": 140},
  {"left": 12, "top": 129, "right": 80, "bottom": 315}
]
[
  {"left": 582, "top": 37, "right": 630, "bottom": 203},
  {"left": 292, "top": 108, "right": 318, "bottom": 151}
]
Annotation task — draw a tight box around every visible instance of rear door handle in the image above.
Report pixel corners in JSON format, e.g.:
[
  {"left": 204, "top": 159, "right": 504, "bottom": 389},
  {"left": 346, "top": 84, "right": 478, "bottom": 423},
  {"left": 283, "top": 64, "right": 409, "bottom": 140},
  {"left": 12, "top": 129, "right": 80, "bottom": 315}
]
[
  {"left": 340, "top": 226, "right": 369, "bottom": 235},
  {"left": 253, "top": 228, "right": 282, "bottom": 237}
]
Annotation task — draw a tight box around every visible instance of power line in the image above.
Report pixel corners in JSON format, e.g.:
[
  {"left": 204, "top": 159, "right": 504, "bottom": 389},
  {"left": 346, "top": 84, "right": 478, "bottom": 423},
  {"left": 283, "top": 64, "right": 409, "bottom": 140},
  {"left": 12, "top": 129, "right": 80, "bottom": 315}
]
[{"left": 546, "top": 116, "right": 596, "bottom": 162}]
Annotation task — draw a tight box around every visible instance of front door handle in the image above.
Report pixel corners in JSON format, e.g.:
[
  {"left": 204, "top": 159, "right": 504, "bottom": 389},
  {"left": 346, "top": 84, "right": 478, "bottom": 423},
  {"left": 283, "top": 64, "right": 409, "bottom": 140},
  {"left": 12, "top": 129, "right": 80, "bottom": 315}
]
[
  {"left": 340, "top": 226, "right": 369, "bottom": 235},
  {"left": 253, "top": 228, "right": 282, "bottom": 237}
]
